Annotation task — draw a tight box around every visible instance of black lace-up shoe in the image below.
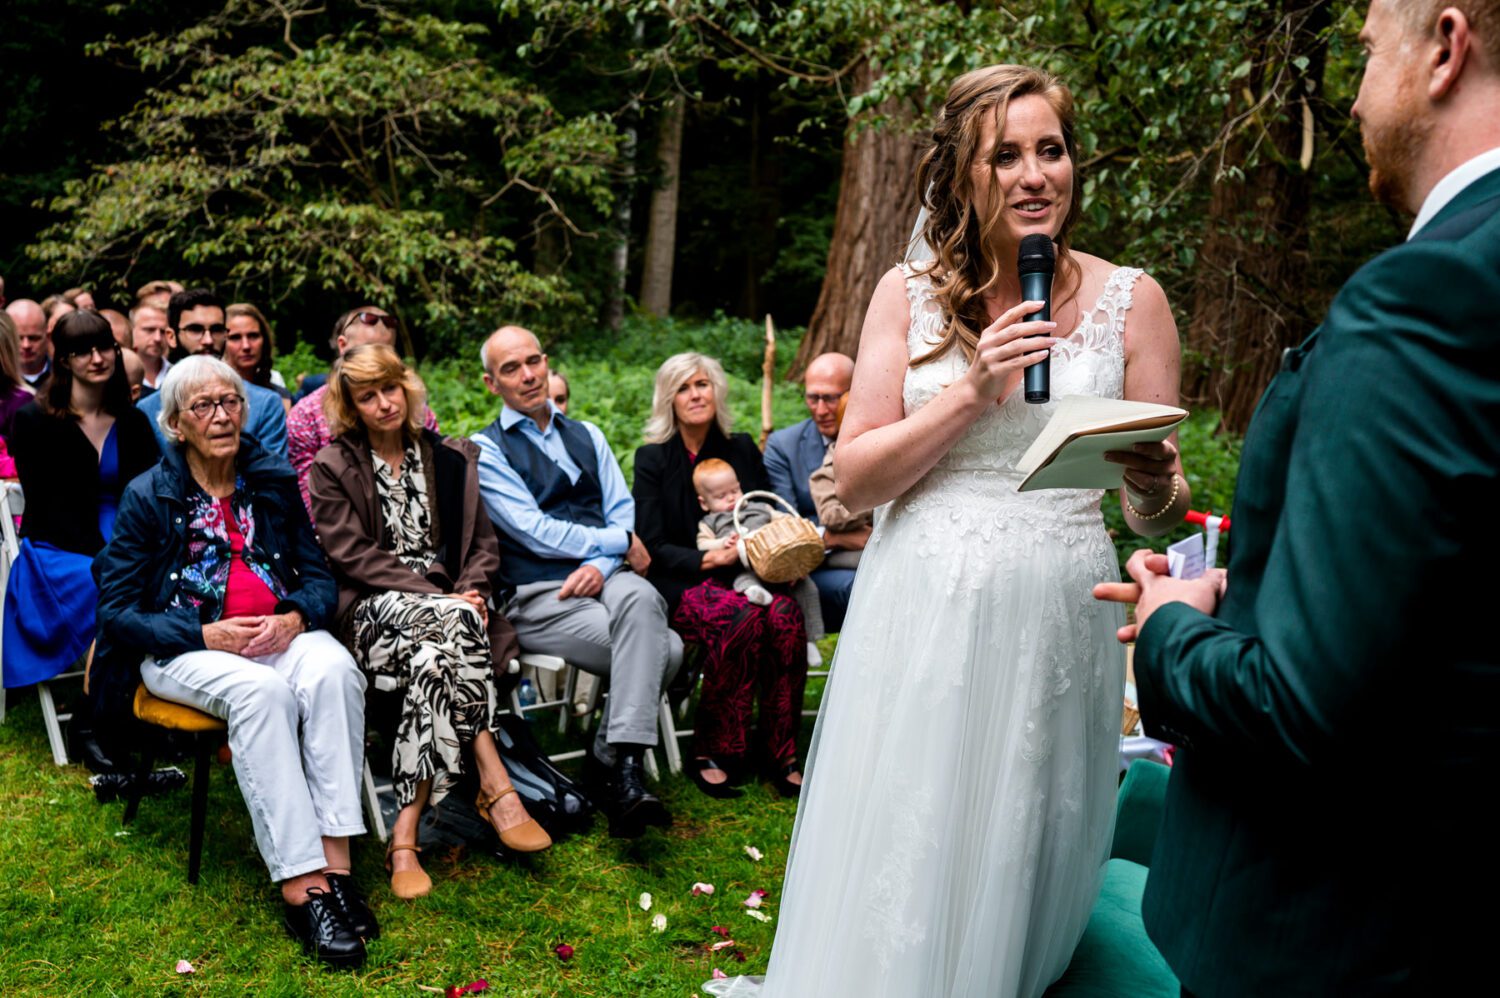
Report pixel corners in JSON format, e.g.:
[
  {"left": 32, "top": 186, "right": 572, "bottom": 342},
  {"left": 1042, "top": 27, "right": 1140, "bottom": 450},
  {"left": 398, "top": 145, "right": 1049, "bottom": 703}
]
[
  {"left": 609, "top": 750, "right": 672, "bottom": 839},
  {"left": 324, "top": 872, "right": 380, "bottom": 941},
  {"left": 284, "top": 886, "right": 367, "bottom": 969}
]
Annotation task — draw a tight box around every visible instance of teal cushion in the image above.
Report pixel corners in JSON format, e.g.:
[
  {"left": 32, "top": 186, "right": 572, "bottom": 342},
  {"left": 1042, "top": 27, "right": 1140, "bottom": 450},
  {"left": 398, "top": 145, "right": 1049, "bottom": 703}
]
[
  {"left": 1111, "top": 760, "right": 1171, "bottom": 867},
  {"left": 1044, "top": 858, "right": 1179, "bottom": 997}
]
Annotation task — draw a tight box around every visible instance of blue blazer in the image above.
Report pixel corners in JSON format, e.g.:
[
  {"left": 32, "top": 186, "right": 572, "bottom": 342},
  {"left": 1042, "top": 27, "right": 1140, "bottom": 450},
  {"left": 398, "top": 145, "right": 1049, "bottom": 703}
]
[
  {"left": 763, "top": 417, "right": 827, "bottom": 523},
  {"left": 137, "top": 380, "right": 289, "bottom": 458}
]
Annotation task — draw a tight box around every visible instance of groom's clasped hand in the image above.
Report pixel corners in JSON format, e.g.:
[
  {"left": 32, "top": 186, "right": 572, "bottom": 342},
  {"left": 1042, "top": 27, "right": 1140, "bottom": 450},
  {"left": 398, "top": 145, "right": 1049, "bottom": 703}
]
[{"left": 1093, "top": 550, "right": 1226, "bottom": 645}]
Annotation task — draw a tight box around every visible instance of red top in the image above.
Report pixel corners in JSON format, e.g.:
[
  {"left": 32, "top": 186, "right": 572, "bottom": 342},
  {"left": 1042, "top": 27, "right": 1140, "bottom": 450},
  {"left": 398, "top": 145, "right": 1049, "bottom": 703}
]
[{"left": 219, "top": 498, "right": 279, "bottom": 619}]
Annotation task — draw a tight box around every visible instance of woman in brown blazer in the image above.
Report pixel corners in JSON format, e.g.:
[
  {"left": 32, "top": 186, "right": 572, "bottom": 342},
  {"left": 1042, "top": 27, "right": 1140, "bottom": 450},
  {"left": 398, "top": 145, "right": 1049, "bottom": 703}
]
[{"left": 309, "top": 345, "right": 548, "bottom": 900}]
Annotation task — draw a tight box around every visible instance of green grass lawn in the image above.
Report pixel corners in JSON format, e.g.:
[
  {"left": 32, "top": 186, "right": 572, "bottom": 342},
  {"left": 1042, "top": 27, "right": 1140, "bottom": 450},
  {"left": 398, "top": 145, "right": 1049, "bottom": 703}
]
[{"left": 0, "top": 663, "right": 834, "bottom": 997}]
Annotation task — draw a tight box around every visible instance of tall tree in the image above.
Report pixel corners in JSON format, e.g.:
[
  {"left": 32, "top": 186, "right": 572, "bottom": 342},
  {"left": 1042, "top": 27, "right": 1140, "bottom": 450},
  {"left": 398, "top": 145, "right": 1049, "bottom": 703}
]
[{"left": 640, "top": 96, "right": 686, "bottom": 317}]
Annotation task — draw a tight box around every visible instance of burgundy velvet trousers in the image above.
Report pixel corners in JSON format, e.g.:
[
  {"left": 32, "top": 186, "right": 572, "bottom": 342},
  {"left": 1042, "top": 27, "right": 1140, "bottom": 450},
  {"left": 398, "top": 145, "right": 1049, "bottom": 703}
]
[{"left": 673, "top": 580, "right": 808, "bottom": 766}]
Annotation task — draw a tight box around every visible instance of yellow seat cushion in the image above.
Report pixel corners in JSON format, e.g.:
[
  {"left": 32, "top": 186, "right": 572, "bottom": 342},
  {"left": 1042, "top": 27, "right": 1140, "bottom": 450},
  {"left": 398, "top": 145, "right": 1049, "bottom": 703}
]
[{"left": 133, "top": 684, "right": 226, "bottom": 733}]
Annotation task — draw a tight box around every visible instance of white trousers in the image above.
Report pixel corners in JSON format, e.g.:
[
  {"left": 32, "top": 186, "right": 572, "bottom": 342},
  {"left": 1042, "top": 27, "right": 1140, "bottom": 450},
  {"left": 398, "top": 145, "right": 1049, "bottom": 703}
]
[{"left": 142, "top": 630, "right": 367, "bottom": 882}]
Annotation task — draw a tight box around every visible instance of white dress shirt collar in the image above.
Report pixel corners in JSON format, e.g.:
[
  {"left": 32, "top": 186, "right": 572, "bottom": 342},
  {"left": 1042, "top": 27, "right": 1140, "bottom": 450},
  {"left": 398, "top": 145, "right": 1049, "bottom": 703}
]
[{"left": 1408, "top": 146, "right": 1500, "bottom": 239}]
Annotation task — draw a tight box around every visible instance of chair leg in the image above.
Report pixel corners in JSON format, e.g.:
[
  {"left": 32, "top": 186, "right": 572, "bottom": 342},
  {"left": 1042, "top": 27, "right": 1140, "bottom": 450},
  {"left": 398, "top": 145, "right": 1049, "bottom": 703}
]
[
  {"left": 658, "top": 696, "right": 684, "bottom": 776},
  {"left": 37, "top": 682, "right": 69, "bottom": 767},
  {"left": 187, "top": 734, "right": 213, "bottom": 885},
  {"left": 362, "top": 758, "right": 388, "bottom": 844},
  {"left": 122, "top": 741, "right": 156, "bottom": 826}
]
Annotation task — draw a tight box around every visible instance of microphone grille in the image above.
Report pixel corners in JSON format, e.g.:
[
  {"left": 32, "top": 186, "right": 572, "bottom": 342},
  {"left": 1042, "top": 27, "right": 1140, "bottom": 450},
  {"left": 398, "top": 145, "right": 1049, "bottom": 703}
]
[{"left": 1017, "top": 234, "right": 1055, "bottom": 274}]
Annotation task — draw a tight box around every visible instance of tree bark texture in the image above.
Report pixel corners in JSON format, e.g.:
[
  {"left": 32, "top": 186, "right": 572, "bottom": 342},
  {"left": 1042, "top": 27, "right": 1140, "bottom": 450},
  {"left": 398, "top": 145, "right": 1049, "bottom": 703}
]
[
  {"left": 792, "top": 61, "right": 923, "bottom": 378},
  {"left": 640, "top": 96, "right": 685, "bottom": 318},
  {"left": 1184, "top": 0, "right": 1331, "bottom": 434}
]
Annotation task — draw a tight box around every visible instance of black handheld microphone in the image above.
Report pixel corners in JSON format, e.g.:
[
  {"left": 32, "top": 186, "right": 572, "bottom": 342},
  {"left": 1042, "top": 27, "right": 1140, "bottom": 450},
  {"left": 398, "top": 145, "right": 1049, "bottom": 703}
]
[{"left": 1017, "top": 234, "right": 1055, "bottom": 404}]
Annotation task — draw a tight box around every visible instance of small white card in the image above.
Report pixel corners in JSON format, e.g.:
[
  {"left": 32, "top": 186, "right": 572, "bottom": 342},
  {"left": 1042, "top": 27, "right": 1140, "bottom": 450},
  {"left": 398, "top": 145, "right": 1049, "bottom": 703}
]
[{"left": 1166, "top": 534, "right": 1205, "bottom": 580}]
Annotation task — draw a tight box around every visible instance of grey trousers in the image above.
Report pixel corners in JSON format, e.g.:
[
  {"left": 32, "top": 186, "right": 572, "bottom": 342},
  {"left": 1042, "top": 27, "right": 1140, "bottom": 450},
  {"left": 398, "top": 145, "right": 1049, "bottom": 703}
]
[
  {"left": 506, "top": 571, "right": 682, "bottom": 762},
  {"left": 141, "top": 630, "right": 367, "bottom": 882}
]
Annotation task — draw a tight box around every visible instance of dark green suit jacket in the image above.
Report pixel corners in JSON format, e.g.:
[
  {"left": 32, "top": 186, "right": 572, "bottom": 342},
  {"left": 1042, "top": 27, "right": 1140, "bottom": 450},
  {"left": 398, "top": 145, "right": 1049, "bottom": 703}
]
[{"left": 1135, "top": 164, "right": 1500, "bottom": 996}]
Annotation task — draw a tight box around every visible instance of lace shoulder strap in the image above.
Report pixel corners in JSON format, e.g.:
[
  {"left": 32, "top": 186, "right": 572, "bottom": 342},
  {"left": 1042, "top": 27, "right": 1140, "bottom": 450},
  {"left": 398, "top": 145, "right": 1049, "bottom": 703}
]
[
  {"left": 1090, "top": 266, "right": 1146, "bottom": 337},
  {"left": 899, "top": 263, "right": 946, "bottom": 358}
]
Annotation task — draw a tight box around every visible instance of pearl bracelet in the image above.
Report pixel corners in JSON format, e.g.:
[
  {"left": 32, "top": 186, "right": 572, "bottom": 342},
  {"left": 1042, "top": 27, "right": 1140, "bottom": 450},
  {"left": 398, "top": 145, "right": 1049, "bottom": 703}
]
[{"left": 1125, "top": 472, "right": 1181, "bottom": 521}]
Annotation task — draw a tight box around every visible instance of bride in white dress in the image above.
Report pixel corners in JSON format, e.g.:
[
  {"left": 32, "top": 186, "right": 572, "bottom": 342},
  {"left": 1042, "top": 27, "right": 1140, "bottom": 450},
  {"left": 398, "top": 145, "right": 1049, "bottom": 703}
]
[{"left": 708, "top": 65, "right": 1191, "bottom": 998}]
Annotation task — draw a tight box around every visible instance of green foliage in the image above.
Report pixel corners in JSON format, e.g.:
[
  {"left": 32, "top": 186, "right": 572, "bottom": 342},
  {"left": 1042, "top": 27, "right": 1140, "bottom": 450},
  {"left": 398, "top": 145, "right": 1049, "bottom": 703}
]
[{"left": 29, "top": 0, "right": 620, "bottom": 353}]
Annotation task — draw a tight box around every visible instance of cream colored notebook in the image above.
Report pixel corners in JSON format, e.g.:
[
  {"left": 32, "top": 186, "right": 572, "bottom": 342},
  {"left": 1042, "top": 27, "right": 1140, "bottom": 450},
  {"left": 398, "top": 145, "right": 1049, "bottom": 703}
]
[{"left": 1016, "top": 396, "right": 1187, "bottom": 492}]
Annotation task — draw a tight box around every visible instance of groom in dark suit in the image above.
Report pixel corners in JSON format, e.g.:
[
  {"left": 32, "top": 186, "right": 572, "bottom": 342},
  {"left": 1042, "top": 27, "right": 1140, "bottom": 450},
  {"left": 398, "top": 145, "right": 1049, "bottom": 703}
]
[{"left": 1097, "top": 2, "right": 1500, "bottom": 994}]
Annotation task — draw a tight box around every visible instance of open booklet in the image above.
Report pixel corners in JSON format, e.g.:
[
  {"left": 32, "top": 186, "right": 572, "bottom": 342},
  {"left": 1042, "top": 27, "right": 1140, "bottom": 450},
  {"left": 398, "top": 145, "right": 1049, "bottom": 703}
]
[{"left": 1015, "top": 395, "right": 1188, "bottom": 492}]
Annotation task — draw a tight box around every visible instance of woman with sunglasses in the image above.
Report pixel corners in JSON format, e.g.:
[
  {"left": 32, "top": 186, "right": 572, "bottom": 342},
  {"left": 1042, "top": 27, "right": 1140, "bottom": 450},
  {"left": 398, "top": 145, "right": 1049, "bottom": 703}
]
[
  {"left": 2, "top": 311, "right": 158, "bottom": 707},
  {"left": 286, "top": 306, "right": 439, "bottom": 522},
  {"left": 91, "top": 355, "right": 375, "bottom": 969}
]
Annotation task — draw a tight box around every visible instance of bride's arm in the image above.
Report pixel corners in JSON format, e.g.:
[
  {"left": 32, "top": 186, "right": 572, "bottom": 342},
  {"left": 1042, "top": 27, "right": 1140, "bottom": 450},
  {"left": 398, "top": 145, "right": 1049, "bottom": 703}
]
[
  {"left": 834, "top": 267, "right": 1056, "bottom": 512},
  {"left": 1114, "top": 272, "right": 1192, "bottom": 537}
]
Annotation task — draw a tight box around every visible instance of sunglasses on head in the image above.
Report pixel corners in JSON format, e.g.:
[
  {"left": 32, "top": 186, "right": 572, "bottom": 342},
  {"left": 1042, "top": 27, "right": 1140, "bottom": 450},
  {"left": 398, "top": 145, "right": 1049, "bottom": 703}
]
[{"left": 345, "top": 311, "right": 397, "bottom": 332}]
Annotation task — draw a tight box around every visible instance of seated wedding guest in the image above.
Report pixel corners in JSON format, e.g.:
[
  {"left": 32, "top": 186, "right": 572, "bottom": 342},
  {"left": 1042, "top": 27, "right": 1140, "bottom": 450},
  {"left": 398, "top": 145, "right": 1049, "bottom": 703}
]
[
  {"left": 473, "top": 325, "right": 681, "bottom": 837},
  {"left": 224, "top": 303, "right": 292, "bottom": 410},
  {"left": 130, "top": 303, "right": 172, "bottom": 392},
  {"left": 0, "top": 313, "right": 35, "bottom": 437},
  {"left": 310, "top": 345, "right": 548, "bottom": 897},
  {"left": 548, "top": 371, "right": 570, "bottom": 413},
  {"left": 92, "top": 355, "right": 374, "bottom": 969},
  {"left": 6, "top": 300, "right": 52, "bottom": 388},
  {"left": 100, "top": 309, "right": 132, "bottom": 350},
  {"left": 806, "top": 394, "right": 871, "bottom": 569},
  {"left": 41, "top": 295, "right": 75, "bottom": 329},
  {"left": 62, "top": 287, "right": 97, "bottom": 311},
  {"left": 134, "top": 279, "right": 177, "bottom": 311},
  {"left": 138, "top": 289, "right": 288, "bottom": 457},
  {"left": 288, "top": 306, "right": 437, "bottom": 519},
  {"left": 1, "top": 312, "right": 156, "bottom": 734},
  {"left": 119, "top": 348, "right": 146, "bottom": 402},
  {"left": 763, "top": 351, "right": 867, "bottom": 633},
  {"left": 633, "top": 352, "right": 808, "bottom": 799}
]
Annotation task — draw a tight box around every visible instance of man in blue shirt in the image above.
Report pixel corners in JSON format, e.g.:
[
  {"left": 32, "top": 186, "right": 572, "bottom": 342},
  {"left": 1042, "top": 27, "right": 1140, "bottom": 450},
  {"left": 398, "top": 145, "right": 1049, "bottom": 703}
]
[
  {"left": 473, "top": 325, "right": 682, "bottom": 838},
  {"left": 763, "top": 351, "right": 867, "bottom": 633},
  {"left": 138, "top": 289, "right": 288, "bottom": 457}
]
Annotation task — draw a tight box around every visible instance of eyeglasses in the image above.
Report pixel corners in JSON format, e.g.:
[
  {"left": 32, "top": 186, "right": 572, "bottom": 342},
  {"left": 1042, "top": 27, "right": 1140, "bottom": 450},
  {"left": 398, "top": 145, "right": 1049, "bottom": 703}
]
[
  {"left": 185, "top": 395, "right": 244, "bottom": 420},
  {"left": 804, "top": 392, "right": 847, "bottom": 408},
  {"left": 62, "top": 341, "right": 117, "bottom": 360},
  {"left": 180, "top": 323, "right": 229, "bottom": 336},
  {"left": 345, "top": 312, "right": 398, "bottom": 332}
]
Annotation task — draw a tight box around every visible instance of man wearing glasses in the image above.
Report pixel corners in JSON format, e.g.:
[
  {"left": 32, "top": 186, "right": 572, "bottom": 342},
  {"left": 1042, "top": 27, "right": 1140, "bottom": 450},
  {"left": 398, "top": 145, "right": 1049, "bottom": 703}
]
[
  {"left": 285, "top": 306, "right": 439, "bottom": 521},
  {"left": 138, "top": 289, "right": 289, "bottom": 457},
  {"left": 764, "top": 351, "right": 868, "bottom": 634}
]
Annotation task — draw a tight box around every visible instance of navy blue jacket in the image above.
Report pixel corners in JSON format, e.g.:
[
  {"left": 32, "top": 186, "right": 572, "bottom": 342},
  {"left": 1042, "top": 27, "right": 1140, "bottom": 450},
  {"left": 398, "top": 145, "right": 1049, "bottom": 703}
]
[{"left": 89, "top": 437, "right": 336, "bottom": 724}]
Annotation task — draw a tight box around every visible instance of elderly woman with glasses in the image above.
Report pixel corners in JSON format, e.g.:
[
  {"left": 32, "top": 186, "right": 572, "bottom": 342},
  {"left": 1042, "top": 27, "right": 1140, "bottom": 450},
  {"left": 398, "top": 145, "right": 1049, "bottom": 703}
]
[
  {"left": 2, "top": 312, "right": 158, "bottom": 745},
  {"left": 91, "top": 355, "right": 375, "bottom": 970},
  {"left": 286, "top": 306, "right": 439, "bottom": 521}
]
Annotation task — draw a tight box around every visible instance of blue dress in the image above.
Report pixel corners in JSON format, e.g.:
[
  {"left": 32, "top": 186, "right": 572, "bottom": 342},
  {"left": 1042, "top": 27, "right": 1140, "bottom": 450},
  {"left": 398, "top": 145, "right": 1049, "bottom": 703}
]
[{"left": 2, "top": 424, "right": 119, "bottom": 688}]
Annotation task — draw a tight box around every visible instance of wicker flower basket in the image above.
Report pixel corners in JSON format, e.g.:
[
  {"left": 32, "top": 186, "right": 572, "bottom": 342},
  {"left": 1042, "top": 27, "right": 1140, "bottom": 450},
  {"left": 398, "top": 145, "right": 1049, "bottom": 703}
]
[
  {"left": 735, "top": 490, "right": 825, "bottom": 583},
  {"left": 1121, "top": 699, "right": 1141, "bottom": 737}
]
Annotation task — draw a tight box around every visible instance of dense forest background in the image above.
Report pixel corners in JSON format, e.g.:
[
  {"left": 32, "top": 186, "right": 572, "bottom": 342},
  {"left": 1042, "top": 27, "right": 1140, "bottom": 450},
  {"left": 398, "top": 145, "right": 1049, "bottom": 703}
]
[{"left": 2, "top": 0, "right": 1397, "bottom": 431}]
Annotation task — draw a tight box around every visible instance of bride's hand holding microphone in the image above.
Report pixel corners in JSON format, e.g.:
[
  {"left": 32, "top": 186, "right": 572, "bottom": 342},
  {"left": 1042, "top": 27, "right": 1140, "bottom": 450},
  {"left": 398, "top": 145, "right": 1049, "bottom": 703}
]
[{"left": 962, "top": 300, "right": 1057, "bottom": 407}]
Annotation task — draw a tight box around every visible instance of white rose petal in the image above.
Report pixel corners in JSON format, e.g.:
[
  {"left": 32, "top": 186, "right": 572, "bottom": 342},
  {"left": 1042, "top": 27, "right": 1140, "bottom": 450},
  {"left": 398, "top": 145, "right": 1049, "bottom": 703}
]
[
  {"left": 744, "top": 845, "right": 764, "bottom": 862},
  {"left": 651, "top": 913, "right": 667, "bottom": 932},
  {"left": 639, "top": 891, "right": 653, "bottom": 911}
]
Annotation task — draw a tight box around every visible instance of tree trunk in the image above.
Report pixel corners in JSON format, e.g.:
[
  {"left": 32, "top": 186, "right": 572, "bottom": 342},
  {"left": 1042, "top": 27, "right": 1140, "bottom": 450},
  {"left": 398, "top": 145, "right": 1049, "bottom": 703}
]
[
  {"left": 640, "top": 95, "right": 685, "bottom": 318},
  {"left": 606, "top": 115, "right": 637, "bottom": 332},
  {"left": 792, "top": 60, "right": 923, "bottom": 377},
  {"left": 1184, "top": 0, "right": 1331, "bottom": 434}
]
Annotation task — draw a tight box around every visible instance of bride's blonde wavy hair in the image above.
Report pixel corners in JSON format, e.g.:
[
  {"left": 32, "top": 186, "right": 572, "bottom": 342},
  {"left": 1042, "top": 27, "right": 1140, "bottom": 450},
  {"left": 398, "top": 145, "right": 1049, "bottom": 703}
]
[{"left": 911, "top": 64, "right": 1083, "bottom": 368}]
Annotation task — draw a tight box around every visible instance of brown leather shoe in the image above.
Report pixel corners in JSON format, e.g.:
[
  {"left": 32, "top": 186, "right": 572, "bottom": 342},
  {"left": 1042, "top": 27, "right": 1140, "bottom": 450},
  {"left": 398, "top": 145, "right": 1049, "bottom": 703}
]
[
  {"left": 384, "top": 841, "right": 432, "bottom": 899},
  {"left": 476, "top": 786, "right": 553, "bottom": 853}
]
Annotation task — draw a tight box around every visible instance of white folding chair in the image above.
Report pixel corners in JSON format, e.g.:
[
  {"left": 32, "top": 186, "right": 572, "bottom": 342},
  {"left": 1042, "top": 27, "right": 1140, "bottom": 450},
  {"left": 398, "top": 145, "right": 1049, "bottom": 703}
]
[{"left": 0, "top": 481, "right": 18, "bottom": 725}]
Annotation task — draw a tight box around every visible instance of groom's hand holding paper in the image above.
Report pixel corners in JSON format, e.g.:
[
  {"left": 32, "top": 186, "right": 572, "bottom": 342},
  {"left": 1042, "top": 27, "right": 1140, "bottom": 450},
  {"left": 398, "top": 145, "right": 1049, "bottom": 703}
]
[{"left": 1015, "top": 395, "right": 1186, "bottom": 491}]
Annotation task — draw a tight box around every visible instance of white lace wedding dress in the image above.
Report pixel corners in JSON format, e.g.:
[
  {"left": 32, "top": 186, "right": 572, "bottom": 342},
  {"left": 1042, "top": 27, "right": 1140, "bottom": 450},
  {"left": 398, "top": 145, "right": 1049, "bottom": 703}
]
[{"left": 708, "top": 265, "right": 1139, "bottom": 998}]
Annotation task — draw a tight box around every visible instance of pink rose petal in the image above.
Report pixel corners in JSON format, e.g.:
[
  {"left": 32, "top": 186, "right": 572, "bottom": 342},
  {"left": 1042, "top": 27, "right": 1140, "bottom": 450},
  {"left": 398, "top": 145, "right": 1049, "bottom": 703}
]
[
  {"left": 743, "top": 889, "right": 768, "bottom": 908},
  {"left": 174, "top": 959, "right": 194, "bottom": 975},
  {"left": 710, "top": 939, "right": 737, "bottom": 952},
  {"left": 712, "top": 969, "right": 729, "bottom": 980},
  {"left": 691, "top": 882, "right": 716, "bottom": 896},
  {"left": 554, "top": 943, "right": 574, "bottom": 961},
  {"left": 710, "top": 925, "right": 731, "bottom": 938}
]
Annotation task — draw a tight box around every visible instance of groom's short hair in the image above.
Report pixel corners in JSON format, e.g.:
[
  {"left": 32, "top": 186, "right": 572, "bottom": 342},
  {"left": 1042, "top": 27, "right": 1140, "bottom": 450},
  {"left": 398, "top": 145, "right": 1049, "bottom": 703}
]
[{"left": 1391, "top": 0, "right": 1500, "bottom": 62}]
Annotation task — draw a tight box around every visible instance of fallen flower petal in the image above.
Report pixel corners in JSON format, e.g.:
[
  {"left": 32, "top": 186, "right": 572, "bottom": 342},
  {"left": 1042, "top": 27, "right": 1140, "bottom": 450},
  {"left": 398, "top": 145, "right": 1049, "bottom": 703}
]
[
  {"left": 730, "top": 949, "right": 747, "bottom": 962},
  {"left": 691, "top": 882, "right": 716, "bottom": 896},
  {"left": 743, "top": 890, "right": 768, "bottom": 908},
  {"left": 711, "top": 925, "right": 731, "bottom": 938},
  {"left": 744, "top": 845, "right": 763, "bottom": 862},
  {"left": 712, "top": 969, "right": 729, "bottom": 980},
  {"left": 174, "top": 959, "right": 194, "bottom": 975},
  {"left": 710, "top": 939, "right": 737, "bottom": 952},
  {"left": 651, "top": 913, "right": 667, "bottom": 932},
  {"left": 468, "top": 982, "right": 490, "bottom": 994},
  {"left": 554, "top": 943, "right": 574, "bottom": 961},
  {"left": 639, "top": 891, "right": 653, "bottom": 911},
  {"left": 745, "top": 909, "right": 773, "bottom": 923}
]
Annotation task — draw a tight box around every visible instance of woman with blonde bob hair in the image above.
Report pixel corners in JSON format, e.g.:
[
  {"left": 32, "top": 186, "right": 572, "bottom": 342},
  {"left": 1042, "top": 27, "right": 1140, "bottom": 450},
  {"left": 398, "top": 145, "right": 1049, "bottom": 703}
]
[
  {"left": 633, "top": 352, "right": 809, "bottom": 801},
  {"left": 715, "top": 65, "right": 1192, "bottom": 997},
  {"left": 310, "top": 344, "right": 547, "bottom": 901}
]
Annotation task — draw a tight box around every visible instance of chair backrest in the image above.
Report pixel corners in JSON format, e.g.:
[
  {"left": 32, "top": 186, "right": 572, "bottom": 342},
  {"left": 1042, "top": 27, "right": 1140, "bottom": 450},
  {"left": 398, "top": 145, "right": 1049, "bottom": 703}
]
[{"left": 0, "top": 482, "right": 23, "bottom": 563}]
